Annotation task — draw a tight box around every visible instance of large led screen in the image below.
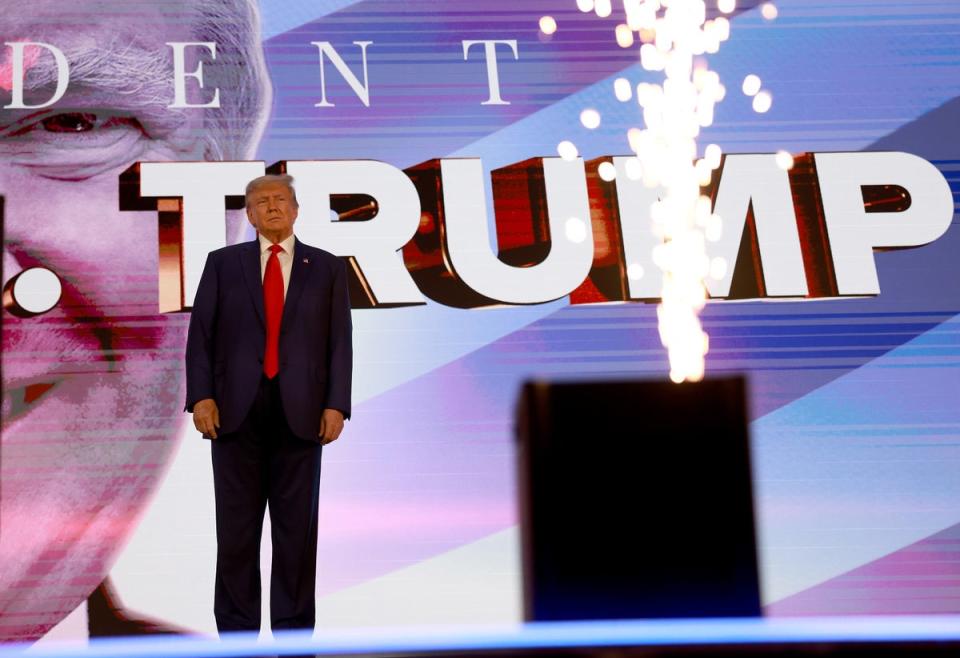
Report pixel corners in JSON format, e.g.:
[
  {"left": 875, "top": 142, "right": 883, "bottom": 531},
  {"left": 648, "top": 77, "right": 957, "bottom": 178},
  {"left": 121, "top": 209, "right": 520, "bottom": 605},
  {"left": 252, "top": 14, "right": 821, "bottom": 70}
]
[{"left": 1, "top": 0, "right": 958, "bottom": 643}]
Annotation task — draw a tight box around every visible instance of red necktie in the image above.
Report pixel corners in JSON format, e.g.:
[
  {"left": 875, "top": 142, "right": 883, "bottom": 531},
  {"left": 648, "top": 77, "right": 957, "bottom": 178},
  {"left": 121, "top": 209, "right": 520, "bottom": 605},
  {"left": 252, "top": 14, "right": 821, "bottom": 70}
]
[{"left": 263, "top": 244, "right": 285, "bottom": 379}]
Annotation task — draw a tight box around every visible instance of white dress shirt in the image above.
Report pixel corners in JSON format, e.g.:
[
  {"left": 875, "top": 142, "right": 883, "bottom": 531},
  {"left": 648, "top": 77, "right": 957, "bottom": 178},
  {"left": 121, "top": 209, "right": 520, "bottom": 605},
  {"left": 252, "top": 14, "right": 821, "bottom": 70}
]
[{"left": 258, "top": 233, "right": 296, "bottom": 297}]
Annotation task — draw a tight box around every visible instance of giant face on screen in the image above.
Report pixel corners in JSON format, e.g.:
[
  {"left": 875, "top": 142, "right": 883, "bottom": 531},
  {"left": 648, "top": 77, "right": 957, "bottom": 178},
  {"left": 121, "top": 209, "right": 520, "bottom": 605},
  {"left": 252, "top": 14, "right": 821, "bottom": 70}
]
[{"left": 0, "top": 0, "right": 269, "bottom": 639}]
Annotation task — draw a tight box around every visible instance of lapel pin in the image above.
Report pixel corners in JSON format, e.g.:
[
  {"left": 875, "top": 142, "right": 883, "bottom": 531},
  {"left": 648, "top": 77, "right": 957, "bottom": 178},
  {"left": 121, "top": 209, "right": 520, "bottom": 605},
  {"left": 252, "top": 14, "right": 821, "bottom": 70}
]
[{"left": 303, "top": 257, "right": 310, "bottom": 263}]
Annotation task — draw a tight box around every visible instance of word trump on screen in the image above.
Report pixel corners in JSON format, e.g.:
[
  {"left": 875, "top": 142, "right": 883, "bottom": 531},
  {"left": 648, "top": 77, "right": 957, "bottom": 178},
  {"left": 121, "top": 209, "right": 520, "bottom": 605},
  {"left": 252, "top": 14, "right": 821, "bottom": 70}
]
[{"left": 116, "top": 151, "right": 953, "bottom": 312}]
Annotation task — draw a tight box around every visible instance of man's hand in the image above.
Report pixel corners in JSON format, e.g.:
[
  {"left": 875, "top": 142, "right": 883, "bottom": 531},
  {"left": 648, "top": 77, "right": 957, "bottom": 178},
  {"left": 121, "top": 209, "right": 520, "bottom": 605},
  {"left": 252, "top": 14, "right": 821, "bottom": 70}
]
[
  {"left": 192, "top": 398, "right": 220, "bottom": 439},
  {"left": 319, "top": 408, "right": 345, "bottom": 445}
]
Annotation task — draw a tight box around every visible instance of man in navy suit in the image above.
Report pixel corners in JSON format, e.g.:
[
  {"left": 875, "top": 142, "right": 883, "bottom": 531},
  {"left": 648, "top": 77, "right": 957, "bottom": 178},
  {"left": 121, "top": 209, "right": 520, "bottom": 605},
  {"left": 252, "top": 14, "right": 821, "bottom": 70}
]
[{"left": 185, "top": 174, "right": 352, "bottom": 633}]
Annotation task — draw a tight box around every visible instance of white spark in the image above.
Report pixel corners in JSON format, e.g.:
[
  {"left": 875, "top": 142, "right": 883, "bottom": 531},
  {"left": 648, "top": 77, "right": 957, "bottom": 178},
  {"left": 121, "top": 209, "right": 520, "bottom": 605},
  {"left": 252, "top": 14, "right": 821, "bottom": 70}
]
[
  {"left": 625, "top": 0, "right": 721, "bottom": 382},
  {"left": 580, "top": 108, "right": 602, "bottom": 129},
  {"left": 704, "top": 143, "right": 722, "bottom": 169},
  {"left": 713, "top": 16, "right": 731, "bottom": 41},
  {"left": 775, "top": 149, "right": 794, "bottom": 170},
  {"left": 742, "top": 74, "right": 761, "bottom": 96},
  {"left": 753, "top": 89, "right": 772, "bottom": 112},
  {"left": 557, "top": 140, "right": 579, "bottom": 160},
  {"left": 640, "top": 43, "right": 666, "bottom": 71}
]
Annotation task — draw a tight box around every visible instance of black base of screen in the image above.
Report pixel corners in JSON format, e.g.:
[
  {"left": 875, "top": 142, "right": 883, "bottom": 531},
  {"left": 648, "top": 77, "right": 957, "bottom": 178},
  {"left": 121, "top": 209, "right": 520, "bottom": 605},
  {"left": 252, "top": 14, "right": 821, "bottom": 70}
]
[{"left": 515, "top": 375, "right": 761, "bottom": 621}]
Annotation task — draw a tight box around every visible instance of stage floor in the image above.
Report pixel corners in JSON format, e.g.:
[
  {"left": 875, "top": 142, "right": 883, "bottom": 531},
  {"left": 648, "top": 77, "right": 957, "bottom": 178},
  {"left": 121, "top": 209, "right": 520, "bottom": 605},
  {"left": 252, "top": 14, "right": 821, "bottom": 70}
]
[{"left": 3, "top": 616, "right": 959, "bottom": 658}]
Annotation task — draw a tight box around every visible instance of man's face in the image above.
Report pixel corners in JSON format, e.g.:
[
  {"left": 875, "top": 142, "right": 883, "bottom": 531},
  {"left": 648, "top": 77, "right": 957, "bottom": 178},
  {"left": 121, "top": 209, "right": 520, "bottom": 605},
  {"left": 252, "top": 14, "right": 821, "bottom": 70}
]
[
  {"left": 0, "top": 0, "right": 256, "bottom": 641},
  {"left": 246, "top": 182, "right": 299, "bottom": 240}
]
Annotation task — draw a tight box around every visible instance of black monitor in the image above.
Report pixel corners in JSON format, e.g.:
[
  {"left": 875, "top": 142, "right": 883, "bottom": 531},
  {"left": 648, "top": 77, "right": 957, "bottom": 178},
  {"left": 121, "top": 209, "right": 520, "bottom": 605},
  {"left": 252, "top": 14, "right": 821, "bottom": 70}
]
[{"left": 515, "top": 376, "right": 761, "bottom": 621}]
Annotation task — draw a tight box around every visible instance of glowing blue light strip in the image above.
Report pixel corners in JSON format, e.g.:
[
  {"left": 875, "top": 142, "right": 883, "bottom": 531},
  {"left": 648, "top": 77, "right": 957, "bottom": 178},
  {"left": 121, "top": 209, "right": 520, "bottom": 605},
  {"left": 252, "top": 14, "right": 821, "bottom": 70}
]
[{"left": 5, "top": 616, "right": 960, "bottom": 658}]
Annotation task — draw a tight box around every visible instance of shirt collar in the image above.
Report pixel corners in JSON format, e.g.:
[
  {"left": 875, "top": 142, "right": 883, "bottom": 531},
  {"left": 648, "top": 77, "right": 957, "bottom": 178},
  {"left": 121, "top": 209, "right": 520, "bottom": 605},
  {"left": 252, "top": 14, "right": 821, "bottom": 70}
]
[{"left": 258, "top": 233, "right": 296, "bottom": 256}]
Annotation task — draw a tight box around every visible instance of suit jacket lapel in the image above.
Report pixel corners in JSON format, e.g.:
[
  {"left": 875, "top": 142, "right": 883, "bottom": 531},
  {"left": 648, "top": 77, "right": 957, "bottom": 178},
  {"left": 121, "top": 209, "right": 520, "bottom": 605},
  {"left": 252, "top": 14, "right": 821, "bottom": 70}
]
[
  {"left": 241, "top": 239, "right": 266, "bottom": 328},
  {"left": 281, "top": 238, "right": 309, "bottom": 335}
]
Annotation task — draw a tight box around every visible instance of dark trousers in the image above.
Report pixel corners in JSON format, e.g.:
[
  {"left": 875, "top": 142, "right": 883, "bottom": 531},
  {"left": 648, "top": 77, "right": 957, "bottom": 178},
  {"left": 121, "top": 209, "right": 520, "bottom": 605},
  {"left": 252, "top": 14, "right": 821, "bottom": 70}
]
[{"left": 211, "top": 374, "right": 323, "bottom": 633}]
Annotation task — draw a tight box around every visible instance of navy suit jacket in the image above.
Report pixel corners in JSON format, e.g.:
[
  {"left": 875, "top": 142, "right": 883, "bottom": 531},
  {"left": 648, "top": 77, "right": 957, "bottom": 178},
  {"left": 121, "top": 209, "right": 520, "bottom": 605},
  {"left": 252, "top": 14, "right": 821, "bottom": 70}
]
[{"left": 184, "top": 237, "right": 353, "bottom": 442}]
